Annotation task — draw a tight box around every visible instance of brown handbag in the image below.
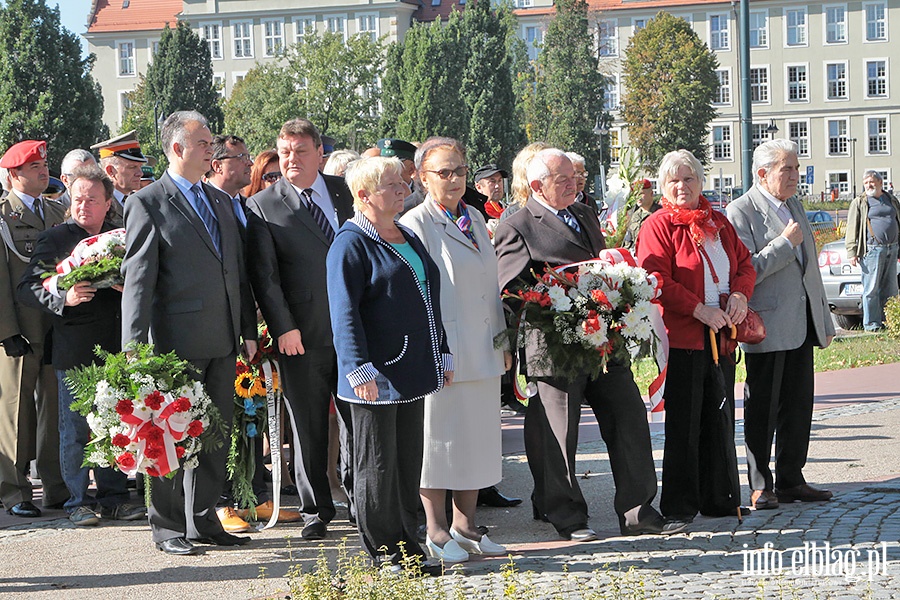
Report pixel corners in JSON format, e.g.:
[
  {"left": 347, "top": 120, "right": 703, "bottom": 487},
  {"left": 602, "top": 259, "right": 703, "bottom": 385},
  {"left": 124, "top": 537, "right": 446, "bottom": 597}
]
[{"left": 696, "top": 243, "right": 767, "bottom": 357}]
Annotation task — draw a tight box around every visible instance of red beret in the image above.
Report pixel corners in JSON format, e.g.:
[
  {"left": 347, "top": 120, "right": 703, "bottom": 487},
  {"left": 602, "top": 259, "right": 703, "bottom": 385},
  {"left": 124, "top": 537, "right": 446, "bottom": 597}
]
[
  {"left": 0, "top": 140, "right": 48, "bottom": 169},
  {"left": 634, "top": 178, "right": 652, "bottom": 190}
]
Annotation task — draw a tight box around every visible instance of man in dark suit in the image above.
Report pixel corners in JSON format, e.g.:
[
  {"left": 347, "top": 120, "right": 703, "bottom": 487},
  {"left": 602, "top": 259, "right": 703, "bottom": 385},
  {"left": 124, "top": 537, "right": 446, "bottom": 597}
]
[
  {"left": 494, "top": 148, "right": 674, "bottom": 541},
  {"left": 121, "top": 110, "right": 257, "bottom": 555},
  {"left": 18, "top": 165, "right": 145, "bottom": 526},
  {"left": 247, "top": 118, "right": 354, "bottom": 540}
]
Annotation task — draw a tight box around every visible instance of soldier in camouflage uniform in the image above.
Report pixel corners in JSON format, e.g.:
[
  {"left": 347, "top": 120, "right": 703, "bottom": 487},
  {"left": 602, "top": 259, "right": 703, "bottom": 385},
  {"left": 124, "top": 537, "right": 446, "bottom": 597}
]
[{"left": 623, "top": 178, "right": 661, "bottom": 253}]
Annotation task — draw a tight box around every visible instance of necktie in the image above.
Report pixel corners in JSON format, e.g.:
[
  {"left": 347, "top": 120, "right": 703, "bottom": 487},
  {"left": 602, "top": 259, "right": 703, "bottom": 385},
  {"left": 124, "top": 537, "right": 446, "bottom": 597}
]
[
  {"left": 191, "top": 184, "right": 221, "bottom": 254},
  {"left": 32, "top": 197, "right": 44, "bottom": 222},
  {"left": 558, "top": 208, "right": 581, "bottom": 233},
  {"left": 301, "top": 188, "right": 335, "bottom": 243},
  {"left": 776, "top": 203, "right": 791, "bottom": 225}
]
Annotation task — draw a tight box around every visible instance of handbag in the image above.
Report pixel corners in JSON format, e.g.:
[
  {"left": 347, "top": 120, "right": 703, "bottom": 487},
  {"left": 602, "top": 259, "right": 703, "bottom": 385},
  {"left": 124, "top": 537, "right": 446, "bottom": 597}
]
[{"left": 696, "top": 243, "right": 766, "bottom": 357}]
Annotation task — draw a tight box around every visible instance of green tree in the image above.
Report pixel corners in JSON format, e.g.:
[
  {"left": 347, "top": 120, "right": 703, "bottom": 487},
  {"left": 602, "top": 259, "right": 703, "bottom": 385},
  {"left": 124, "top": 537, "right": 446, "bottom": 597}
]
[
  {"left": 622, "top": 11, "right": 718, "bottom": 169},
  {"left": 223, "top": 31, "right": 384, "bottom": 152},
  {"left": 523, "top": 0, "right": 605, "bottom": 168},
  {"left": 0, "top": 0, "right": 106, "bottom": 170},
  {"left": 122, "top": 21, "right": 222, "bottom": 168},
  {"left": 461, "top": 0, "right": 525, "bottom": 170}
]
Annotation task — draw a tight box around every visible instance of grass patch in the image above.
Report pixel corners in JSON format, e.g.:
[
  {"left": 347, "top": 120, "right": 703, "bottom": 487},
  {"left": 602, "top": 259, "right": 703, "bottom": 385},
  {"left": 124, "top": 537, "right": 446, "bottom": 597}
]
[{"left": 630, "top": 332, "right": 900, "bottom": 391}]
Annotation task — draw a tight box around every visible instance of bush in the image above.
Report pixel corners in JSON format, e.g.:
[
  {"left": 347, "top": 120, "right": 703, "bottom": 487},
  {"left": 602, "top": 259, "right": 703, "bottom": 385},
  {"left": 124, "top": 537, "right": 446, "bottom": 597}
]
[{"left": 884, "top": 296, "right": 900, "bottom": 339}]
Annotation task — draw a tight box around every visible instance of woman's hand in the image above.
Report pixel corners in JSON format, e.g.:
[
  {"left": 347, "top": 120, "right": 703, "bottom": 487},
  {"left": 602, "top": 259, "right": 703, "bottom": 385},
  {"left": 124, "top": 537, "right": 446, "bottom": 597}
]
[
  {"left": 693, "top": 303, "right": 733, "bottom": 332},
  {"left": 443, "top": 370, "right": 454, "bottom": 386},
  {"left": 354, "top": 380, "right": 378, "bottom": 402},
  {"left": 503, "top": 351, "right": 513, "bottom": 371},
  {"left": 65, "top": 282, "right": 97, "bottom": 307},
  {"left": 724, "top": 292, "right": 748, "bottom": 325}
]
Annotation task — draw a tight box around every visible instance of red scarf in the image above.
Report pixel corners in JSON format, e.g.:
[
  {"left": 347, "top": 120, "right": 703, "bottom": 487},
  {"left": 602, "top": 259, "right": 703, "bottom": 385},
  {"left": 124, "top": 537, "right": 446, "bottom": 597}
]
[{"left": 661, "top": 195, "right": 723, "bottom": 244}]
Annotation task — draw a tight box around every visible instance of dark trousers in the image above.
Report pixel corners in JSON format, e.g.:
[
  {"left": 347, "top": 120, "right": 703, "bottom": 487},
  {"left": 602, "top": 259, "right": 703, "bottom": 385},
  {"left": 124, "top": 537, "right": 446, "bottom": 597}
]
[
  {"left": 661, "top": 345, "right": 740, "bottom": 518},
  {"left": 148, "top": 354, "right": 235, "bottom": 543},
  {"left": 744, "top": 333, "right": 815, "bottom": 492},
  {"left": 279, "top": 347, "right": 337, "bottom": 523},
  {"left": 350, "top": 400, "right": 426, "bottom": 564},
  {"left": 334, "top": 397, "right": 355, "bottom": 520}
]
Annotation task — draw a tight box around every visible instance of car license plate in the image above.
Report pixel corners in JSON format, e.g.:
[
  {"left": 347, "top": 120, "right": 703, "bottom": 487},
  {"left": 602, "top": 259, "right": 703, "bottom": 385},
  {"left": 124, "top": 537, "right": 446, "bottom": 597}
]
[{"left": 843, "top": 284, "right": 863, "bottom": 296}]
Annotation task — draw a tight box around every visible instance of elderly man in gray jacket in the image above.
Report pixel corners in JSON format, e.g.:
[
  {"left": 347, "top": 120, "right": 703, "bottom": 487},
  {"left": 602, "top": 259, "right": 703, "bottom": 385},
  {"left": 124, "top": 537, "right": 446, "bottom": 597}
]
[{"left": 726, "top": 139, "right": 835, "bottom": 512}]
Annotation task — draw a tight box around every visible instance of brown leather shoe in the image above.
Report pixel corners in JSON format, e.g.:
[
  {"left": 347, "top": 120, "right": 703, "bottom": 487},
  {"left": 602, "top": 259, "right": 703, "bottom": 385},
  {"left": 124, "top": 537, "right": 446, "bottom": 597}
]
[
  {"left": 237, "top": 500, "right": 303, "bottom": 523},
  {"left": 216, "top": 506, "right": 253, "bottom": 532},
  {"left": 775, "top": 484, "right": 833, "bottom": 503},
  {"left": 750, "top": 489, "right": 780, "bottom": 510}
]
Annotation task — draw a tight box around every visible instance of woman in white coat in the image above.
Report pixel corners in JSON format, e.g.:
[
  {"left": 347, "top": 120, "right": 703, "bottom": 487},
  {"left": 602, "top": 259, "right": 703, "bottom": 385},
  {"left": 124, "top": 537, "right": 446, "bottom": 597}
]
[{"left": 400, "top": 137, "right": 511, "bottom": 563}]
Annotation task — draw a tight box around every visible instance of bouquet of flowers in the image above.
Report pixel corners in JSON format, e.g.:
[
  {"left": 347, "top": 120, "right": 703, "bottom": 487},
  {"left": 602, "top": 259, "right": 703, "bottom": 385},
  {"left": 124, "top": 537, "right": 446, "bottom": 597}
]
[
  {"left": 226, "top": 323, "right": 280, "bottom": 512},
  {"left": 42, "top": 228, "right": 126, "bottom": 291},
  {"left": 503, "top": 251, "right": 662, "bottom": 382},
  {"left": 65, "top": 344, "right": 224, "bottom": 479}
]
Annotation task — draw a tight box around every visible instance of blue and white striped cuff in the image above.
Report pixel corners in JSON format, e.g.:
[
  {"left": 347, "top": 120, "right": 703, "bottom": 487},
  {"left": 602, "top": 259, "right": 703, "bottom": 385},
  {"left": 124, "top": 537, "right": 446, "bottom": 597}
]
[
  {"left": 442, "top": 353, "right": 454, "bottom": 373},
  {"left": 347, "top": 362, "right": 379, "bottom": 388}
]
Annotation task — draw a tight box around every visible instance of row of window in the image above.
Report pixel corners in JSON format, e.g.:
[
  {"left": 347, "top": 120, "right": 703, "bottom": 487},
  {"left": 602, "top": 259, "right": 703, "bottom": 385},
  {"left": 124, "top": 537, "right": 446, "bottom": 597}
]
[
  {"left": 117, "top": 14, "right": 381, "bottom": 75},
  {"left": 597, "top": 2, "right": 888, "bottom": 57},
  {"left": 711, "top": 116, "right": 891, "bottom": 162}
]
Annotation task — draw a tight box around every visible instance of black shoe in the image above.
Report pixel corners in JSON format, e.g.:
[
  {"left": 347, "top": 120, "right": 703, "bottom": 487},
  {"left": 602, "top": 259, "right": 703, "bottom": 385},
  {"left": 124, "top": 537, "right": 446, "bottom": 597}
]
[
  {"left": 478, "top": 486, "right": 522, "bottom": 508},
  {"left": 531, "top": 503, "right": 549, "bottom": 522},
  {"left": 7, "top": 501, "right": 41, "bottom": 517},
  {"left": 156, "top": 537, "right": 198, "bottom": 555},
  {"left": 280, "top": 484, "right": 299, "bottom": 496},
  {"left": 301, "top": 516, "right": 327, "bottom": 540},
  {"left": 621, "top": 513, "right": 666, "bottom": 536},
  {"left": 190, "top": 531, "right": 250, "bottom": 546}
]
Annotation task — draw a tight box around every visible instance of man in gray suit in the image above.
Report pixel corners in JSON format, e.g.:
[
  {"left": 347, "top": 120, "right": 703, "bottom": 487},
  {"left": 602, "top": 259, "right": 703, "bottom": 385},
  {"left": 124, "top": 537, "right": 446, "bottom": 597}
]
[
  {"left": 122, "top": 110, "right": 257, "bottom": 555},
  {"left": 726, "top": 139, "right": 835, "bottom": 511},
  {"left": 247, "top": 118, "right": 354, "bottom": 540}
]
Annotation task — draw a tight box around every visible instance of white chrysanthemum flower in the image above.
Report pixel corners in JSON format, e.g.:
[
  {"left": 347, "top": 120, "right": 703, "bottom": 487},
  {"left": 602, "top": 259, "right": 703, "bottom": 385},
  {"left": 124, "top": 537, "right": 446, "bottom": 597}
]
[
  {"left": 629, "top": 320, "right": 654, "bottom": 341},
  {"left": 620, "top": 309, "right": 643, "bottom": 331},
  {"left": 547, "top": 285, "right": 573, "bottom": 311},
  {"left": 88, "top": 451, "right": 111, "bottom": 468},
  {"left": 604, "top": 289, "right": 622, "bottom": 308},
  {"left": 567, "top": 286, "right": 581, "bottom": 300},
  {"left": 183, "top": 456, "right": 200, "bottom": 470},
  {"left": 631, "top": 301, "right": 654, "bottom": 320}
]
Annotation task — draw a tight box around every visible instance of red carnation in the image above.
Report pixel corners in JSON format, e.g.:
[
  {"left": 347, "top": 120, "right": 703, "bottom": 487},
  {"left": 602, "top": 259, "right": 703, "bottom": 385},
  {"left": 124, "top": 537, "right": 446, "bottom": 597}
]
[
  {"left": 111, "top": 433, "right": 131, "bottom": 448},
  {"left": 187, "top": 420, "right": 204, "bottom": 437},
  {"left": 146, "top": 467, "right": 160, "bottom": 477},
  {"left": 116, "top": 452, "right": 136, "bottom": 469},
  {"left": 591, "top": 289, "right": 613, "bottom": 309},
  {"left": 143, "top": 445, "right": 162, "bottom": 459},
  {"left": 175, "top": 445, "right": 186, "bottom": 458},
  {"left": 144, "top": 390, "right": 164, "bottom": 410},
  {"left": 236, "top": 361, "right": 250, "bottom": 375},
  {"left": 145, "top": 426, "right": 164, "bottom": 443},
  {"left": 173, "top": 397, "right": 192, "bottom": 412},
  {"left": 115, "top": 399, "right": 134, "bottom": 416}
]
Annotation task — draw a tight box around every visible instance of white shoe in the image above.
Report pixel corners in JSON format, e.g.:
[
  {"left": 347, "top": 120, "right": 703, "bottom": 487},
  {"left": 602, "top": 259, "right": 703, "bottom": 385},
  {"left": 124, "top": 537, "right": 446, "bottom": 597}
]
[
  {"left": 424, "top": 535, "right": 469, "bottom": 563},
  {"left": 450, "top": 528, "right": 507, "bottom": 556}
]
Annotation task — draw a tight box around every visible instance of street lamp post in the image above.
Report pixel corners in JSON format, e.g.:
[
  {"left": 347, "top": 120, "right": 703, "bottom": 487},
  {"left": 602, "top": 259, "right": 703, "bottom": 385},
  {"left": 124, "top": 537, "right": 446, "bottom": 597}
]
[
  {"left": 849, "top": 137, "right": 858, "bottom": 197},
  {"left": 592, "top": 116, "right": 608, "bottom": 199},
  {"left": 766, "top": 118, "right": 779, "bottom": 139}
]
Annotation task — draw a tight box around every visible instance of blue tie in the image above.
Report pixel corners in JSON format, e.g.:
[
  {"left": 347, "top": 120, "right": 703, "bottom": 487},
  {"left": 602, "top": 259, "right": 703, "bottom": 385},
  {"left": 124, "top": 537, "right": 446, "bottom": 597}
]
[
  {"left": 558, "top": 208, "right": 581, "bottom": 233},
  {"left": 301, "top": 188, "right": 335, "bottom": 243},
  {"left": 191, "top": 184, "right": 221, "bottom": 254}
]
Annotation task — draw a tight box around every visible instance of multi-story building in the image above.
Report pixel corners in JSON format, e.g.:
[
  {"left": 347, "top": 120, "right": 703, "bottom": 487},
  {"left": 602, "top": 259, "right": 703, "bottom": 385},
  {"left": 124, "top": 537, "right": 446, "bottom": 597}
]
[{"left": 86, "top": 0, "right": 898, "bottom": 195}]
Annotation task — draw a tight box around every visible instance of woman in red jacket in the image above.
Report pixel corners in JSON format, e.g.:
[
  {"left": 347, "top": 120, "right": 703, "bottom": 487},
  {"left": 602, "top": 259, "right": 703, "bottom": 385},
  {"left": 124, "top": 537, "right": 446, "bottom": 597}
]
[{"left": 637, "top": 149, "right": 756, "bottom": 530}]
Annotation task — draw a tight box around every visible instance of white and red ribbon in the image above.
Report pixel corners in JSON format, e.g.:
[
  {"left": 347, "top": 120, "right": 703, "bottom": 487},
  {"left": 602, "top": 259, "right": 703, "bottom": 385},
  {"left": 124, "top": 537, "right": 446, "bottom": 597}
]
[
  {"left": 118, "top": 392, "right": 192, "bottom": 477},
  {"left": 43, "top": 228, "right": 126, "bottom": 293}
]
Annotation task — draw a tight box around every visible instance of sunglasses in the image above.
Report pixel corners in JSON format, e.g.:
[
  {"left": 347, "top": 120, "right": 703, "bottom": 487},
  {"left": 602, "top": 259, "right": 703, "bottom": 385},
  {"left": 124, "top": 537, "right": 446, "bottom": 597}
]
[
  {"left": 422, "top": 166, "right": 469, "bottom": 180},
  {"left": 261, "top": 172, "right": 282, "bottom": 183}
]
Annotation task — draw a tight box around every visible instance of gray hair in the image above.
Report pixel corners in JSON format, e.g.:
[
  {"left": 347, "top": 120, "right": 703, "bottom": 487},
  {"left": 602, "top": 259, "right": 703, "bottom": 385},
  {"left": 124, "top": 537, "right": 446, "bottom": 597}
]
[
  {"left": 657, "top": 149, "right": 704, "bottom": 188},
  {"left": 60, "top": 149, "right": 96, "bottom": 176},
  {"left": 863, "top": 170, "right": 883, "bottom": 182},
  {"left": 565, "top": 151, "right": 585, "bottom": 167},
  {"left": 526, "top": 148, "right": 568, "bottom": 187},
  {"left": 160, "top": 110, "right": 209, "bottom": 160},
  {"left": 0, "top": 167, "right": 9, "bottom": 192},
  {"left": 323, "top": 149, "right": 361, "bottom": 177},
  {"left": 752, "top": 138, "right": 799, "bottom": 184}
]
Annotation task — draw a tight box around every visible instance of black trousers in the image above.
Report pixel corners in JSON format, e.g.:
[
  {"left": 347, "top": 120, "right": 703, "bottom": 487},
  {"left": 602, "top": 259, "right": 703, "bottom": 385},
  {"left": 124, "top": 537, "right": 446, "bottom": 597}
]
[
  {"left": 350, "top": 400, "right": 426, "bottom": 564},
  {"left": 527, "top": 363, "right": 659, "bottom": 536},
  {"left": 148, "top": 354, "right": 235, "bottom": 543},
  {"left": 660, "top": 344, "right": 740, "bottom": 519},
  {"left": 744, "top": 331, "right": 815, "bottom": 492},
  {"left": 279, "top": 347, "right": 337, "bottom": 523}
]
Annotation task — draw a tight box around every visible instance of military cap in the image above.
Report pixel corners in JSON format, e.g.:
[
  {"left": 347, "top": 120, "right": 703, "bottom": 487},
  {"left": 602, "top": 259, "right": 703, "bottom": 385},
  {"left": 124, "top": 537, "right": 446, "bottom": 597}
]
[
  {"left": 0, "top": 140, "right": 48, "bottom": 169},
  {"left": 473, "top": 163, "right": 508, "bottom": 183},
  {"left": 91, "top": 130, "right": 156, "bottom": 165},
  {"left": 377, "top": 138, "right": 416, "bottom": 161},
  {"left": 321, "top": 135, "right": 336, "bottom": 157}
]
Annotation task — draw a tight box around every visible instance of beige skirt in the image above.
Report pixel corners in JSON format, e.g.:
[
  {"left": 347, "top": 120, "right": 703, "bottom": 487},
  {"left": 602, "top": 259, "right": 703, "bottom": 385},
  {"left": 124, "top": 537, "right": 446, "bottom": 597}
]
[{"left": 420, "top": 376, "right": 502, "bottom": 490}]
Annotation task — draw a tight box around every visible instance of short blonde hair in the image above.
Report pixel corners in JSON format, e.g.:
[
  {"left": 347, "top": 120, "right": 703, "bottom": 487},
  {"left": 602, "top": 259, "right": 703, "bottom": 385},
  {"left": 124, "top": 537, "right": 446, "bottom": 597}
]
[
  {"left": 323, "top": 149, "right": 361, "bottom": 177},
  {"left": 344, "top": 156, "right": 404, "bottom": 211},
  {"left": 511, "top": 142, "right": 550, "bottom": 206},
  {"left": 657, "top": 149, "right": 705, "bottom": 189}
]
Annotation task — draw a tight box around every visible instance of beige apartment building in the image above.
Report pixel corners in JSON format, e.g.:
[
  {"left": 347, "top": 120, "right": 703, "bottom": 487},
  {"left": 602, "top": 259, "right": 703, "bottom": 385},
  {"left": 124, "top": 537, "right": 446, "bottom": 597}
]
[{"left": 86, "top": 0, "right": 897, "bottom": 195}]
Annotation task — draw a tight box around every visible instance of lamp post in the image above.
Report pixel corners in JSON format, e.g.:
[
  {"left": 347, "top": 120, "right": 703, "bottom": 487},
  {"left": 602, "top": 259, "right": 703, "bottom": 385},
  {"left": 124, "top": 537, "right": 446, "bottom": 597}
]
[
  {"left": 849, "top": 136, "right": 858, "bottom": 197},
  {"left": 766, "top": 118, "right": 778, "bottom": 139},
  {"left": 592, "top": 116, "right": 608, "bottom": 199}
]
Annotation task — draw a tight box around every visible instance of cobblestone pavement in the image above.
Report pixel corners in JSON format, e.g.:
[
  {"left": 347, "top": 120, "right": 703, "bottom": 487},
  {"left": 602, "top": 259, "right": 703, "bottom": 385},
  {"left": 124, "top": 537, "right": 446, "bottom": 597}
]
[{"left": 2, "top": 395, "right": 898, "bottom": 599}]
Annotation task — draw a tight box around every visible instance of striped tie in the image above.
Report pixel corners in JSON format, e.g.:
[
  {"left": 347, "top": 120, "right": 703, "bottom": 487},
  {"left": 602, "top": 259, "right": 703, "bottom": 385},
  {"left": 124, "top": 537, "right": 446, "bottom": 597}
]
[
  {"left": 301, "top": 188, "right": 335, "bottom": 243},
  {"left": 558, "top": 208, "right": 581, "bottom": 233},
  {"left": 191, "top": 184, "right": 221, "bottom": 254}
]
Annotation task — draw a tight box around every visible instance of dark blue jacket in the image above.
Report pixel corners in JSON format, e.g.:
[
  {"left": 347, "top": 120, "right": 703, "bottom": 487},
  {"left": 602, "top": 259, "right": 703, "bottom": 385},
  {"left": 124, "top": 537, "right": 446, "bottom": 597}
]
[{"left": 327, "top": 213, "right": 452, "bottom": 404}]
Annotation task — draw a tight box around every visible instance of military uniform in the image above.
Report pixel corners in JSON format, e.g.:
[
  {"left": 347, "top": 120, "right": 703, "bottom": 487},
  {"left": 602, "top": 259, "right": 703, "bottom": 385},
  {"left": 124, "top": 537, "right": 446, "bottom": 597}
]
[
  {"left": 622, "top": 202, "right": 662, "bottom": 252},
  {"left": 0, "top": 188, "right": 68, "bottom": 509}
]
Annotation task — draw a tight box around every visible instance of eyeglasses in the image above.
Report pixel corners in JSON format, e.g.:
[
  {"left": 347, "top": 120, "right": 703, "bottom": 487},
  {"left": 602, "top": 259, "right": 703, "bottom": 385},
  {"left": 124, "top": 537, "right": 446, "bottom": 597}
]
[
  {"left": 574, "top": 171, "right": 589, "bottom": 179},
  {"left": 422, "top": 166, "right": 469, "bottom": 180},
  {"left": 219, "top": 153, "right": 252, "bottom": 161},
  {"left": 261, "top": 172, "right": 282, "bottom": 183}
]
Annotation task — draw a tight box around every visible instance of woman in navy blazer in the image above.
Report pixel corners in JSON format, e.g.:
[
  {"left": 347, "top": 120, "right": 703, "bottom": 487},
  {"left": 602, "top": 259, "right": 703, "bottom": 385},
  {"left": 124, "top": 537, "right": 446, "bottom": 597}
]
[{"left": 326, "top": 156, "right": 453, "bottom": 569}]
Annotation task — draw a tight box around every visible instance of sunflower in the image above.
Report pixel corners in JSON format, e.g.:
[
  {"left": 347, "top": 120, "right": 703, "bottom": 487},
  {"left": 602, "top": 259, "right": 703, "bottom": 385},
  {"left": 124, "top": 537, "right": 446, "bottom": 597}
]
[
  {"left": 250, "top": 376, "right": 267, "bottom": 397},
  {"left": 235, "top": 372, "right": 254, "bottom": 398},
  {"left": 272, "top": 370, "right": 280, "bottom": 392}
]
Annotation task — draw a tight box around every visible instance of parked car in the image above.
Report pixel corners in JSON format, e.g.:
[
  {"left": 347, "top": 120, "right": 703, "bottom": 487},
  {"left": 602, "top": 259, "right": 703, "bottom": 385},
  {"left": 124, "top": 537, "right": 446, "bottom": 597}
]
[
  {"left": 703, "top": 189, "right": 725, "bottom": 211},
  {"left": 817, "top": 240, "right": 900, "bottom": 329},
  {"left": 806, "top": 210, "right": 837, "bottom": 234}
]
